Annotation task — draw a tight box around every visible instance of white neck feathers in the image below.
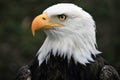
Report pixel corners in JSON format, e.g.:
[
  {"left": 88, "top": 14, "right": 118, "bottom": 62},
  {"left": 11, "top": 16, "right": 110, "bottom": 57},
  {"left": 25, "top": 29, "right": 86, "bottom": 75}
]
[{"left": 37, "top": 28, "right": 101, "bottom": 65}]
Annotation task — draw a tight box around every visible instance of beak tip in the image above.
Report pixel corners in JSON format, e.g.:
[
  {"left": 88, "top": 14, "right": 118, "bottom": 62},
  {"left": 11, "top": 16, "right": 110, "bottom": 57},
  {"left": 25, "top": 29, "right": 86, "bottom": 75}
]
[
  {"left": 32, "top": 31, "right": 35, "bottom": 36},
  {"left": 32, "top": 28, "right": 35, "bottom": 36},
  {"left": 32, "top": 34, "right": 35, "bottom": 36}
]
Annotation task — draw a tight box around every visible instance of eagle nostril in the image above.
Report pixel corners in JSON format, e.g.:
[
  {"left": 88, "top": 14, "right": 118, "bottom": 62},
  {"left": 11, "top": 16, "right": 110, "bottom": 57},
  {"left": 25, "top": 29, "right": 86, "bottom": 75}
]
[{"left": 42, "top": 17, "right": 46, "bottom": 20}]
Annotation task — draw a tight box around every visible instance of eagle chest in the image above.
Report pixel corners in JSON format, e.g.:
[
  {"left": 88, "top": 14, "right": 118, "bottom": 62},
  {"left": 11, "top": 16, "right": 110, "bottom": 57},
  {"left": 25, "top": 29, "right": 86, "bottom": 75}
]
[{"left": 31, "top": 54, "right": 104, "bottom": 80}]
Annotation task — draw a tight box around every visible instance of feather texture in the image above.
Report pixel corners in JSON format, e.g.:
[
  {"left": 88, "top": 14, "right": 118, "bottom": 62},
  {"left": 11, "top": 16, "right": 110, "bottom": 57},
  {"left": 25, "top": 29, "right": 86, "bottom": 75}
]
[{"left": 37, "top": 3, "right": 101, "bottom": 65}]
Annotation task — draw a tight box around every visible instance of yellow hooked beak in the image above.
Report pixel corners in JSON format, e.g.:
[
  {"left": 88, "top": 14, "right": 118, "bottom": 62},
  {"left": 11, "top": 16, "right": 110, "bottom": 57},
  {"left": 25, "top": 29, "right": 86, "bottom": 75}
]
[{"left": 31, "top": 13, "right": 62, "bottom": 36}]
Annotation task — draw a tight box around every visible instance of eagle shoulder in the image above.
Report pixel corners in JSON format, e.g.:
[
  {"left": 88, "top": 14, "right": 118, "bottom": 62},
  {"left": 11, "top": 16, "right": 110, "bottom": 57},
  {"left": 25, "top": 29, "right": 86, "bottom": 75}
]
[{"left": 99, "top": 65, "right": 120, "bottom": 80}]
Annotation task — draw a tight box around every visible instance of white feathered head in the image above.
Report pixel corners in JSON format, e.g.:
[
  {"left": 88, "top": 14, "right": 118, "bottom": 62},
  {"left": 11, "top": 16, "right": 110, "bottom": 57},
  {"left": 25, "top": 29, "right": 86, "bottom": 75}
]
[{"left": 31, "top": 3, "right": 101, "bottom": 65}]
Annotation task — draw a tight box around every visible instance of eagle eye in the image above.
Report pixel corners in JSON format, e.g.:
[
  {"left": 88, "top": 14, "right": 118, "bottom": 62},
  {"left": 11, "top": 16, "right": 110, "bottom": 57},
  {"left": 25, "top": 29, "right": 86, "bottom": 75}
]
[{"left": 57, "top": 14, "right": 67, "bottom": 21}]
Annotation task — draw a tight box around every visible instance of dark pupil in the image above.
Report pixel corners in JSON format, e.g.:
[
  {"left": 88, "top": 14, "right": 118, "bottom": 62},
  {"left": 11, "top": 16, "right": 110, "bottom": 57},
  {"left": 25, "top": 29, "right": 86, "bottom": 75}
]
[
  {"left": 58, "top": 14, "right": 66, "bottom": 19},
  {"left": 60, "top": 15, "right": 64, "bottom": 18}
]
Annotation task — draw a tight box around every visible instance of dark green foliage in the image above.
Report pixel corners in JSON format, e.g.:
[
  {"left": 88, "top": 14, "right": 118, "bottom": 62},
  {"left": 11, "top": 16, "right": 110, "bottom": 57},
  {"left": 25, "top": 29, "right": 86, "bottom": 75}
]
[{"left": 0, "top": 0, "right": 120, "bottom": 80}]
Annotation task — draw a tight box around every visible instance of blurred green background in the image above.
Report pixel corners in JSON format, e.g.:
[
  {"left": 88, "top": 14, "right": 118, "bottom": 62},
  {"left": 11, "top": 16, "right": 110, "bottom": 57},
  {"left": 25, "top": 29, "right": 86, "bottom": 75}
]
[{"left": 0, "top": 0, "right": 120, "bottom": 80}]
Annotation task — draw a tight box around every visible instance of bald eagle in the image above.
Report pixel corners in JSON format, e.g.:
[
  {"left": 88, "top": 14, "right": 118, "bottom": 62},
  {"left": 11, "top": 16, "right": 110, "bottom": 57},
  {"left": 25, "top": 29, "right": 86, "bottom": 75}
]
[{"left": 17, "top": 3, "right": 120, "bottom": 80}]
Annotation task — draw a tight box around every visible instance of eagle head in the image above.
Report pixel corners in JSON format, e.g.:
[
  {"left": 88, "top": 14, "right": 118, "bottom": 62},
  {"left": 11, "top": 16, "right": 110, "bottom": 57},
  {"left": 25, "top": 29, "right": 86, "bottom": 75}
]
[{"left": 31, "top": 3, "right": 101, "bottom": 65}]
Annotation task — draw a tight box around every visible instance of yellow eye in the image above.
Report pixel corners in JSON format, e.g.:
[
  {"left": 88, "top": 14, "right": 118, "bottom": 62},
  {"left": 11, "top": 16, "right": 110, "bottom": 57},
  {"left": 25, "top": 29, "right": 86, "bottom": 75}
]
[{"left": 58, "top": 14, "right": 67, "bottom": 21}]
